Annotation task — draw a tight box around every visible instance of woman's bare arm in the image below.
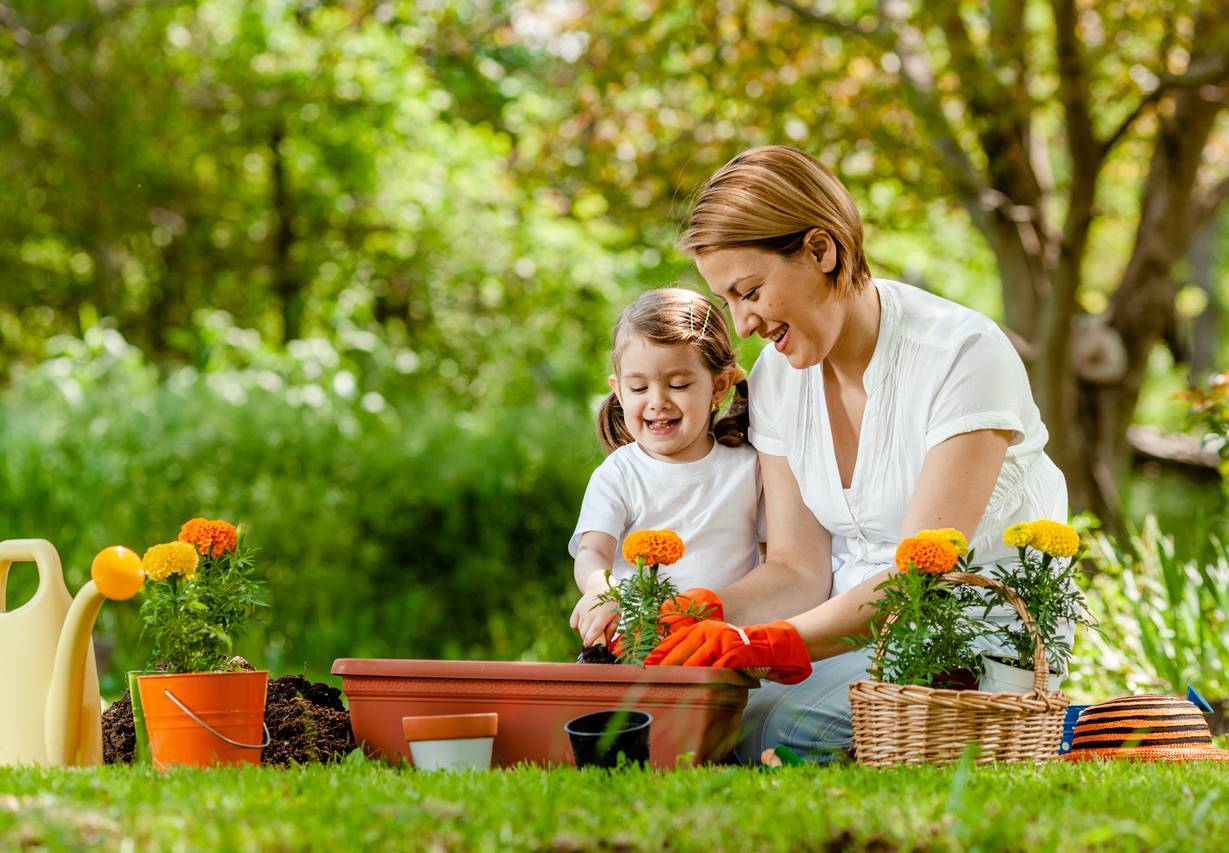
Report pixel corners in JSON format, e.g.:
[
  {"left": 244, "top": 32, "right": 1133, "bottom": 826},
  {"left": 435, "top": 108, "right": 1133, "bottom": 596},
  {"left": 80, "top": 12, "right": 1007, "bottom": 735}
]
[
  {"left": 719, "top": 452, "right": 833, "bottom": 625},
  {"left": 785, "top": 429, "right": 1013, "bottom": 659}
]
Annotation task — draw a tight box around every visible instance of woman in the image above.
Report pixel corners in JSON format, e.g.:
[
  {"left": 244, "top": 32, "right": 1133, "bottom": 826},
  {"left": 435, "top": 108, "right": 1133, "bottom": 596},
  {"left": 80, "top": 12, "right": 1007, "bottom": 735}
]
[{"left": 644, "top": 146, "right": 1070, "bottom": 762}]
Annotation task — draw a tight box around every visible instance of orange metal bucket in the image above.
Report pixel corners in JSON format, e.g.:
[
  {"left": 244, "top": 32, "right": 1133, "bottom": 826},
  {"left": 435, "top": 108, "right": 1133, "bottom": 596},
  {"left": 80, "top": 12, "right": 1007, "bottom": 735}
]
[{"left": 137, "top": 671, "right": 269, "bottom": 769}]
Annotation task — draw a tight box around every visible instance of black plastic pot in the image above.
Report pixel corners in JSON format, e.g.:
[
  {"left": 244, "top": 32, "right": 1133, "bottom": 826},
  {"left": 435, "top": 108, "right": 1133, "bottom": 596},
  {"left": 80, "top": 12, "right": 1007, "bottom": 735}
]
[{"left": 564, "top": 709, "right": 652, "bottom": 768}]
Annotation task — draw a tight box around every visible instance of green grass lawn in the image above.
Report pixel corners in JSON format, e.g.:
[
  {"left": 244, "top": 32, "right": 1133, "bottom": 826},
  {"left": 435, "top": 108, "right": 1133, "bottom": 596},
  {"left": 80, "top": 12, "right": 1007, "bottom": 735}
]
[{"left": 2, "top": 758, "right": 1226, "bottom": 851}]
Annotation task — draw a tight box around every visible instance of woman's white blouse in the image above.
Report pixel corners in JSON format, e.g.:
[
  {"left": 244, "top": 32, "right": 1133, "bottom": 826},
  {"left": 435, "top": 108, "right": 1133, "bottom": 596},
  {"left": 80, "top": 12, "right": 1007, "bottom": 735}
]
[{"left": 747, "top": 278, "right": 1068, "bottom": 607}]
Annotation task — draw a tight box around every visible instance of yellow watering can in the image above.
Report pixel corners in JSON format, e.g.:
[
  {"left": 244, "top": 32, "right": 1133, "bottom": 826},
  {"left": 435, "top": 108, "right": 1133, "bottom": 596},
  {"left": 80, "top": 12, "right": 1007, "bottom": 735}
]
[{"left": 0, "top": 539, "right": 144, "bottom": 766}]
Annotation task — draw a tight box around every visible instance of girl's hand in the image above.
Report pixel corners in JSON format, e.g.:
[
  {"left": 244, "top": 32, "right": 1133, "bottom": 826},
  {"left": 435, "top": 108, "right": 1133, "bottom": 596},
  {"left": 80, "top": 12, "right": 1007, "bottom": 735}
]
[{"left": 570, "top": 591, "right": 618, "bottom": 648}]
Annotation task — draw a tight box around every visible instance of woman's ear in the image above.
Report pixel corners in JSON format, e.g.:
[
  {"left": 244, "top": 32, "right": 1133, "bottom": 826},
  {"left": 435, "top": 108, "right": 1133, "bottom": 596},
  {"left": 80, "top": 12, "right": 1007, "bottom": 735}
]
[{"left": 804, "top": 228, "right": 838, "bottom": 274}]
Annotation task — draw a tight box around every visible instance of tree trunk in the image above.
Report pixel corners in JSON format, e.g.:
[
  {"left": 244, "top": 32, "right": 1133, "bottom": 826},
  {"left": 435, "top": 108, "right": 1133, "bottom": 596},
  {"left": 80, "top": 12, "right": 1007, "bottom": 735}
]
[{"left": 270, "top": 121, "right": 302, "bottom": 343}]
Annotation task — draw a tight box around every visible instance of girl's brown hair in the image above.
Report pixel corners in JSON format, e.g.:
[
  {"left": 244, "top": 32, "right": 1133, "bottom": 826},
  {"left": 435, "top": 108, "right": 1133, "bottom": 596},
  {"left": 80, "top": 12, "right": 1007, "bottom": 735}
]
[
  {"left": 598, "top": 288, "right": 749, "bottom": 454},
  {"left": 679, "top": 146, "right": 872, "bottom": 298}
]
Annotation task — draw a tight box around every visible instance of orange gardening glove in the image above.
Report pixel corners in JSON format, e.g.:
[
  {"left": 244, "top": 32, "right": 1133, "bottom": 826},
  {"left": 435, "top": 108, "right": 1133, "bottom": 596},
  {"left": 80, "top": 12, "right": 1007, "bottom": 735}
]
[
  {"left": 643, "top": 619, "right": 813, "bottom": 684},
  {"left": 660, "top": 588, "right": 724, "bottom": 635}
]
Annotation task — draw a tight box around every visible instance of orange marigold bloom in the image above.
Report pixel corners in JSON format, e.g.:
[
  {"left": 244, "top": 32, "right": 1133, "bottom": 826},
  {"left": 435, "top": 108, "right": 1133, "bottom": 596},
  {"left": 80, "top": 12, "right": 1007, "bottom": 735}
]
[
  {"left": 178, "top": 517, "right": 239, "bottom": 558},
  {"left": 621, "top": 529, "right": 685, "bottom": 567},
  {"left": 894, "top": 537, "right": 959, "bottom": 575}
]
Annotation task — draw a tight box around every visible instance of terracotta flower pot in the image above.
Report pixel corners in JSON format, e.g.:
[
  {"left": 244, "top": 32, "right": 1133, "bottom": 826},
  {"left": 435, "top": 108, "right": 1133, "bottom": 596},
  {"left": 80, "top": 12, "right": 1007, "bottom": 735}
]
[
  {"left": 137, "top": 670, "right": 269, "bottom": 770},
  {"left": 402, "top": 713, "right": 498, "bottom": 770},
  {"left": 332, "top": 658, "right": 755, "bottom": 768}
]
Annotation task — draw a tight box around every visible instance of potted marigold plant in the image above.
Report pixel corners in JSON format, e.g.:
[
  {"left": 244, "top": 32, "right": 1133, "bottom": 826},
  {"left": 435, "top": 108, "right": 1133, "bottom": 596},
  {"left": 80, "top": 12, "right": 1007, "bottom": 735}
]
[
  {"left": 851, "top": 529, "right": 992, "bottom": 689},
  {"left": 978, "top": 519, "right": 1096, "bottom": 694},
  {"left": 596, "top": 529, "right": 715, "bottom": 665},
  {"left": 135, "top": 517, "right": 270, "bottom": 769}
]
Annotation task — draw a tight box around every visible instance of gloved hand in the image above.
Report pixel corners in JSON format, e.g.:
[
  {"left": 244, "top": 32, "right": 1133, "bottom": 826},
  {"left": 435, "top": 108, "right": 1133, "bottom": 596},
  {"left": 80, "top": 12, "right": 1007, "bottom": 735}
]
[
  {"left": 643, "top": 619, "right": 813, "bottom": 684},
  {"left": 659, "top": 588, "right": 724, "bottom": 635}
]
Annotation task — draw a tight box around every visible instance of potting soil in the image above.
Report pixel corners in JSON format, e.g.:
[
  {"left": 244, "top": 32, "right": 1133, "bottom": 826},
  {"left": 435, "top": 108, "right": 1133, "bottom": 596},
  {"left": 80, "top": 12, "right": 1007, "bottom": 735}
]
[{"left": 101, "top": 674, "right": 355, "bottom": 766}]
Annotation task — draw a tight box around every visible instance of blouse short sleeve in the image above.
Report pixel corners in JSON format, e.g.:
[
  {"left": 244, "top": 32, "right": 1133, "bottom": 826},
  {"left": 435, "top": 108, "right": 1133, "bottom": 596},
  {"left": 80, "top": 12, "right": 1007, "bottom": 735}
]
[
  {"left": 925, "top": 329, "right": 1028, "bottom": 451},
  {"left": 568, "top": 460, "right": 631, "bottom": 557},
  {"left": 747, "top": 352, "right": 787, "bottom": 457}
]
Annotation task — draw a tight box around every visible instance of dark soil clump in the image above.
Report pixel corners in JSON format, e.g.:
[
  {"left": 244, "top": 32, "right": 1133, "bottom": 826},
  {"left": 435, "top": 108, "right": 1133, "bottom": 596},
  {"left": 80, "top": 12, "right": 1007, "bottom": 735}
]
[
  {"left": 101, "top": 673, "right": 354, "bottom": 766},
  {"left": 578, "top": 645, "right": 620, "bottom": 664},
  {"left": 261, "top": 674, "right": 355, "bottom": 767},
  {"left": 101, "top": 690, "right": 136, "bottom": 765}
]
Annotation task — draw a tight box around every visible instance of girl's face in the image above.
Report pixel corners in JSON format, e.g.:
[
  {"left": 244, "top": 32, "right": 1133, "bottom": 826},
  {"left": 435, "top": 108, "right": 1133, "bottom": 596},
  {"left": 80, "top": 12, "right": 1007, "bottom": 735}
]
[
  {"left": 610, "top": 336, "right": 730, "bottom": 463},
  {"left": 695, "top": 238, "right": 846, "bottom": 370}
]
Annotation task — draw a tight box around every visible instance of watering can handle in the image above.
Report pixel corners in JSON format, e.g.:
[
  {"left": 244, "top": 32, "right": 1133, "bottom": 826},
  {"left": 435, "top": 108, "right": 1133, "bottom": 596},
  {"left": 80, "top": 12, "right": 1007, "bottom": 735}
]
[
  {"left": 164, "top": 689, "right": 272, "bottom": 749},
  {"left": 0, "top": 539, "right": 65, "bottom": 607}
]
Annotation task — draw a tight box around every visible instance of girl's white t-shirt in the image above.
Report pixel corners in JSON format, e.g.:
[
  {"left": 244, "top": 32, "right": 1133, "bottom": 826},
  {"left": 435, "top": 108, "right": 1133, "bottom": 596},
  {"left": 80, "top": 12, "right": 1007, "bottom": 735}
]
[
  {"left": 569, "top": 440, "right": 764, "bottom": 590},
  {"left": 747, "top": 278, "right": 1070, "bottom": 651}
]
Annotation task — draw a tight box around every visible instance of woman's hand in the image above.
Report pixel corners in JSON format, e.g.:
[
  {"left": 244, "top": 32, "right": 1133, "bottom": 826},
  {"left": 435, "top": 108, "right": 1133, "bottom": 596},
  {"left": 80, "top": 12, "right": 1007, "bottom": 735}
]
[{"left": 644, "top": 618, "right": 813, "bottom": 684}]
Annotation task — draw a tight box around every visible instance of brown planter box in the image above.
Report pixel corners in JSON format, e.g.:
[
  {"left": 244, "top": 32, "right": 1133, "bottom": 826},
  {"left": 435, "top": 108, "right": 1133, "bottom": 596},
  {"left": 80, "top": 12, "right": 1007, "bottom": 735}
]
[{"left": 332, "top": 658, "right": 756, "bottom": 768}]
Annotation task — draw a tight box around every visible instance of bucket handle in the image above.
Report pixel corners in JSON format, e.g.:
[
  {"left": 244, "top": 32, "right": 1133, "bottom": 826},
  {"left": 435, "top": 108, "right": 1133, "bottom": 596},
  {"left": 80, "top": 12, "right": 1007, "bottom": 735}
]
[{"left": 164, "top": 689, "right": 271, "bottom": 749}]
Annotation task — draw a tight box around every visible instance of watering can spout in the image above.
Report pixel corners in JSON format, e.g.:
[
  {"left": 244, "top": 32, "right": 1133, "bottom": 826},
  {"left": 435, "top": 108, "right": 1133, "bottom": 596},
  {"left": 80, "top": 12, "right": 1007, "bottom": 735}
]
[{"left": 44, "top": 547, "right": 145, "bottom": 764}]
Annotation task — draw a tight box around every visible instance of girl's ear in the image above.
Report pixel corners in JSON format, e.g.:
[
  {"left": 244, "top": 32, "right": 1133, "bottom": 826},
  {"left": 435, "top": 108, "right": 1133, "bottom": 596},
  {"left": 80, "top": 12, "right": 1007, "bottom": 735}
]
[
  {"left": 804, "top": 228, "right": 838, "bottom": 274},
  {"left": 608, "top": 374, "right": 620, "bottom": 401}
]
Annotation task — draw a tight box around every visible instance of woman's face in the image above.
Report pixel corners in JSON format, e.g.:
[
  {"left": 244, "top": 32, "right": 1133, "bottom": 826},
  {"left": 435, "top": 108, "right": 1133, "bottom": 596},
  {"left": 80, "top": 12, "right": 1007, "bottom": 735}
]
[{"left": 695, "top": 241, "right": 846, "bottom": 370}]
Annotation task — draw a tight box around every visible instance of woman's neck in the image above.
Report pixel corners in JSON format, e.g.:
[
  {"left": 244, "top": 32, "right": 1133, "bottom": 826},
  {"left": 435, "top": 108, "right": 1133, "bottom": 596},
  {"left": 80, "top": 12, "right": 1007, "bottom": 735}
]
[{"left": 825, "top": 280, "right": 881, "bottom": 385}]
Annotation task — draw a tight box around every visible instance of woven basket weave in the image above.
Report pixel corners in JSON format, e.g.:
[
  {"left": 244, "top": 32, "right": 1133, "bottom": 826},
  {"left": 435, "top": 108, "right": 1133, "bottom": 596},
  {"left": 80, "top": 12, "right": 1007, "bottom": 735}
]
[{"left": 849, "top": 572, "right": 1068, "bottom": 767}]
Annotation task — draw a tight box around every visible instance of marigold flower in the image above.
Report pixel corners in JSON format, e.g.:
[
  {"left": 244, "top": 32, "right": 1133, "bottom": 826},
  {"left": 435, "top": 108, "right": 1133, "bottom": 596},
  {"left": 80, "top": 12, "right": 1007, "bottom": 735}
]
[
  {"left": 894, "top": 537, "right": 959, "bottom": 575},
  {"left": 1003, "top": 522, "right": 1034, "bottom": 549},
  {"left": 1027, "top": 519, "right": 1081, "bottom": 558},
  {"left": 916, "top": 528, "right": 969, "bottom": 558},
  {"left": 142, "top": 541, "right": 200, "bottom": 581},
  {"left": 178, "top": 517, "right": 239, "bottom": 558},
  {"left": 621, "top": 529, "right": 685, "bottom": 566}
]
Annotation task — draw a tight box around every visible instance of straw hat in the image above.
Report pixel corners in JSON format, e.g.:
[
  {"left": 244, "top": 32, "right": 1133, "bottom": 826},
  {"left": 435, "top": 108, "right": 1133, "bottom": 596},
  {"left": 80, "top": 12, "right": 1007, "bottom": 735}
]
[{"left": 1062, "top": 694, "right": 1229, "bottom": 762}]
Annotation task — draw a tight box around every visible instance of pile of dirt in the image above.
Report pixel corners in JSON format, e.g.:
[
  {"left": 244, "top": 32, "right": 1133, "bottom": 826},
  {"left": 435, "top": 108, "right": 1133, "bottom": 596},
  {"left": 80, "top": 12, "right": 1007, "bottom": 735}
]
[
  {"left": 101, "top": 690, "right": 135, "bottom": 765},
  {"left": 261, "top": 674, "right": 355, "bottom": 766},
  {"left": 101, "top": 673, "right": 355, "bottom": 766}
]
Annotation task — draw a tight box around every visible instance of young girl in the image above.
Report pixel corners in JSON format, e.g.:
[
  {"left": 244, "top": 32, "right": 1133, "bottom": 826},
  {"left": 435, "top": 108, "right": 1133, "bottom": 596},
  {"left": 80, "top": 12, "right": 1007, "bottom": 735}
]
[{"left": 569, "top": 287, "right": 764, "bottom": 649}]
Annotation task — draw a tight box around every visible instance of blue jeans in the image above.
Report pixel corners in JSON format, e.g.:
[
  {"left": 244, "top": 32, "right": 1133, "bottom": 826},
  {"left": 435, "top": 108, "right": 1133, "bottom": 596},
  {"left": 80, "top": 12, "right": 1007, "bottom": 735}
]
[{"left": 733, "top": 647, "right": 874, "bottom": 764}]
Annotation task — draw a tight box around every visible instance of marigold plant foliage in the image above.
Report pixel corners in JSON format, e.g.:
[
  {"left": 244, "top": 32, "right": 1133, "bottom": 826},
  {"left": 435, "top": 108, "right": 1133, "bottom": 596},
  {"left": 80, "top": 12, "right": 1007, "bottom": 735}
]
[
  {"left": 179, "top": 517, "right": 239, "bottom": 558},
  {"left": 141, "top": 541, "right": 199, "bottom": 581},
  {"left": 600, "top": 529, "right": 707, "bottom": 665},
  {"left": 894, "top": 534, "right": 960, "bottom": 574},
  {"left": 140, "top": 518, "right": 267, "bottom": 673},
  {"left": 621, "top": 529, "right": 685, "bottom": 567}
]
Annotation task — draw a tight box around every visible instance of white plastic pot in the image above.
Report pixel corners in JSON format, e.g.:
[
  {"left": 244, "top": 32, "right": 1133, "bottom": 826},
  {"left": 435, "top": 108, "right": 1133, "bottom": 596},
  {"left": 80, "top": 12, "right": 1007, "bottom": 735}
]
[
  {"left": 408, "top": 736, "right": 495, "bottom": 771},
  {"left": 978, "top": 654, "right": 1065, "bottom": 694},
  {"left": 401, "top": 713, "right": 497, "bottom": 771}
]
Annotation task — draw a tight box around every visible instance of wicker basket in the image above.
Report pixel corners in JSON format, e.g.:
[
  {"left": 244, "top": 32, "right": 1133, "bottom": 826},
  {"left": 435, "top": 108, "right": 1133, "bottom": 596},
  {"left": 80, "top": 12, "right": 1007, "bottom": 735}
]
[{"left": 849, "top": 571, "right": 1068, "bottom": 767}]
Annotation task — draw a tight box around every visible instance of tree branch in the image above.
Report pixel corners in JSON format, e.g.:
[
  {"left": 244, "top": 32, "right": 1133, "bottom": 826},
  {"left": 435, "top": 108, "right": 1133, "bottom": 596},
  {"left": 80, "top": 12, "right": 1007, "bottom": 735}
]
[
  {"left": 1100, "top": 57, "right": 1229, "bottom": 156},
  {"left": 770, "top": 0, "right": 886, "bottom": 41}
]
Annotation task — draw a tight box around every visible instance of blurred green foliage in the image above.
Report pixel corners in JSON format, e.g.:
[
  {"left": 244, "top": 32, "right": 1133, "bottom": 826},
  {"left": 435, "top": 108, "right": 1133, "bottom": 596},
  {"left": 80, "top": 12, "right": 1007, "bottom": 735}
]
[{"left": 2, "top": 1, "right": 1227, "bottom": 695}]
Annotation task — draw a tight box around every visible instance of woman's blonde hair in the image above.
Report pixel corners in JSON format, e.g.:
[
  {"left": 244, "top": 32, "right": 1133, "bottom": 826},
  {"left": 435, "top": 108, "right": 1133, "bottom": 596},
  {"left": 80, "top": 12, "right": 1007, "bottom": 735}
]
[
  {"left": 598, "top": 288, "right": 749, "bottom": 454},
  {"left": 679, "top": 146, "right": 872, "bottom": 298}
]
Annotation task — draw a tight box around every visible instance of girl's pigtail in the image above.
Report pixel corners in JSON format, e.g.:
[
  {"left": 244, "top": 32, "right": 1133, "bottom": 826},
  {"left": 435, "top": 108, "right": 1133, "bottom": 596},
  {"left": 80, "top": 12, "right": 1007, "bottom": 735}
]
[
  {"left": 713, "top": 377, "right": 750, "bottom": 447},
  {"left": 597, "top": 391, "right": 635, "bottom": 454}
]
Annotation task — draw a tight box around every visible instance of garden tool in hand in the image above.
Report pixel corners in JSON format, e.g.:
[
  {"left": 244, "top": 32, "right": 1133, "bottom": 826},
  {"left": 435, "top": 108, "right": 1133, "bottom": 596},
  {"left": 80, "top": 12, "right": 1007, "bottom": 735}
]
[{"left": 0, "top": 540, "right": 144, "bottom": 766}]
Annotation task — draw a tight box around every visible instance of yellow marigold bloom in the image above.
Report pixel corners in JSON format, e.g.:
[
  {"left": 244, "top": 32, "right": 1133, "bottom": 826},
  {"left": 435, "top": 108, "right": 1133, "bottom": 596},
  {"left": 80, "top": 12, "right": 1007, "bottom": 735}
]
[
  {"left": 1027, "top": 519, "right": 1081, "bottom": 558},
  {"left": 142, "top": 541, "right": 200, "bottom": 581},
  {"left": 621, "top": 529, "right": 685, "bottom": 566},
  {"left": 894, "top": 537, "right": 959, "bottom": 575},
  {"left": 916, "top": 528, "right": 968, "bottom": 558},
  {"left": 1003, "top": 522, "right": 1034, "bottom": 549},
  {"left": 179, "top": 517, "right": 239, "bottom": 558}
]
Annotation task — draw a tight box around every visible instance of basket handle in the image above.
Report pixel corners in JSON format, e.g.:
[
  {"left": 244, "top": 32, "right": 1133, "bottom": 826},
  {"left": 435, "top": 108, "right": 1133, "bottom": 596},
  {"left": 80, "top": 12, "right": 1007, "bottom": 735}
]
[
  {"left": 871, "top": 571, "right": 1050, "bottom": 693},
  {"left": 165, "top": 689, "right": 272, "bottom": 749}
]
